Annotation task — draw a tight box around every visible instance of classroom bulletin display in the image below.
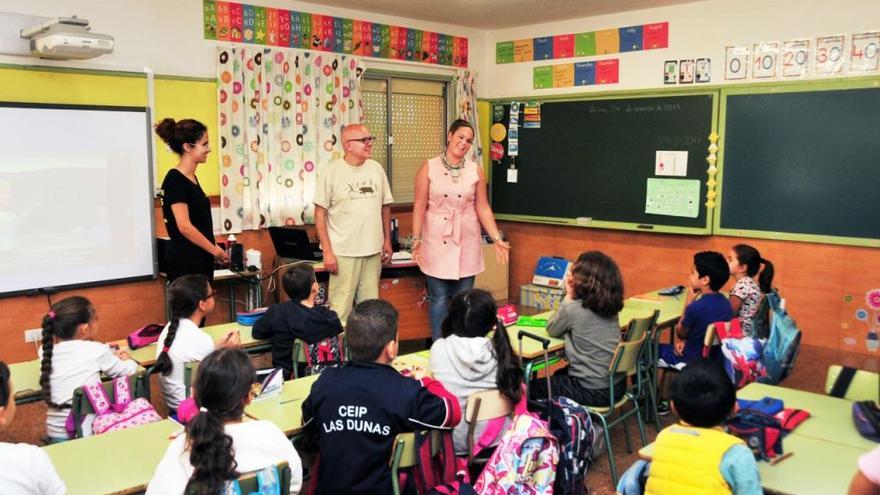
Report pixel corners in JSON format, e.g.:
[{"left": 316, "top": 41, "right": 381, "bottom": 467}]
[
  {"left": 496, "top": 22, "right": 668, "bottom": 64},
  {"left": 202, "top": 0, "right": 468, "bottom": 67}
]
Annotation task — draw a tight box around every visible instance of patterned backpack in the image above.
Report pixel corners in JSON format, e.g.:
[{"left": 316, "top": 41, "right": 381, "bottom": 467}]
[
  {"left": 303, "top": 336, "right": 345, "bottom": 375},
  {"left": 474, "top": 413, "right": 559, "bottom": 494},
  {"left": 82, "top": 377, "right": 162, "bottom": 435},
  {"left": 546, "top": 396, "right": 595, "bottom": 495}
]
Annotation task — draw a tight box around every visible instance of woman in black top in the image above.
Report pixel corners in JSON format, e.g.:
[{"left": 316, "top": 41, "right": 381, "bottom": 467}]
[{"left": 155, "top": 118, "right": 227, "bottom": 281}]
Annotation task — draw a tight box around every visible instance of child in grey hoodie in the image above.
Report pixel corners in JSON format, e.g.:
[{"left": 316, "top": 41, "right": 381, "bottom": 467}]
[{"left": 429, "top": 289, "right": 523, "bottom": 454}]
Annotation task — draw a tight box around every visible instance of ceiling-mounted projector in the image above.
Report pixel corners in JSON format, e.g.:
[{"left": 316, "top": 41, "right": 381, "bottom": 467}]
[{"left": 20, "top": 16, "right": 114, "bottom": 60}]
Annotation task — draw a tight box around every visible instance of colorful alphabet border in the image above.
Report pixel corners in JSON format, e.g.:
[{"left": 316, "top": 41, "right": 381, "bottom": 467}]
[
  {"left": 203, "top": 0, "right": 468, "bottom": 67},
  {"left": 498, "top": 22, "right": 668, "bottom": 64}
]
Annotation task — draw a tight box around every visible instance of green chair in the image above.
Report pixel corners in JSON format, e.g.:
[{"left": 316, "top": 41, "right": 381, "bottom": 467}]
[
  {"left": 625, "top": 310, "right": 660, "bottom": 431},
  {"left": 70, "top": 369, "right": 150, "bottom": 438},
  {"left": 183, "top": 361, "right": 200, "bottom": 398},
  {"left": 184, "top": 462, "right": 291, "bottom": 494},
  {"left": 825, "top": 365, "right": 880, "bottom": 401},
  {"left": 464, "top": 389, "right": 514, "bottom": 467},
  {"left": 586, "top": 335, "right": 649, "bottom": 487},
  {"left": 390, "top": 431, "right": 441, "bottom": 495}
]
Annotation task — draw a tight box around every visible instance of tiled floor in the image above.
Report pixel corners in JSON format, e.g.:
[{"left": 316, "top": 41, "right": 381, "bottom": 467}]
[{"left": 3, "top": 344, "right": 877, "bottom": 494}]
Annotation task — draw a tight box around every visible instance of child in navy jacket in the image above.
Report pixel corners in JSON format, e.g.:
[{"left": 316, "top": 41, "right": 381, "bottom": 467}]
[
  {"left": 253, "top": 263, "right": 342, "bottom": 379},
  {"left": 301, "top": 299, "right": 461, "bottom": 495}
]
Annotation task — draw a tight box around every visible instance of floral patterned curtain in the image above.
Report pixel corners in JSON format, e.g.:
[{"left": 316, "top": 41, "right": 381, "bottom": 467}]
[
  {"left": 455, "top": 69, "right": 482, "bottom": 164},
  {"left": 217, "top": 47, "right": 365, "bottom": 233}
]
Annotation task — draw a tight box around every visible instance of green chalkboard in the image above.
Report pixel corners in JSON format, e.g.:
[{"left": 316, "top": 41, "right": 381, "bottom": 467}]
[
  {"left": 490, "top": 93, "right": 715, "bottom": 234},
  {"left": 717, "top": 83, "right": 880, "bottom": 246}
]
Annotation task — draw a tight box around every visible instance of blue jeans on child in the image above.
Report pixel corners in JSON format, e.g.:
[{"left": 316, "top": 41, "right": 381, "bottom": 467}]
[{"left": 425, "top": 275, "right": 475, "bottom": 341}]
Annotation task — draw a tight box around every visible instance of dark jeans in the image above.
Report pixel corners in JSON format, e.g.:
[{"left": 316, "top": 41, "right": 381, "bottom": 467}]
[
  {"left": 529, "top": 368, "right": 626, "bottom": 407},
  {"left": 424, "top": 275, "right": 476, "bottom": 341}
]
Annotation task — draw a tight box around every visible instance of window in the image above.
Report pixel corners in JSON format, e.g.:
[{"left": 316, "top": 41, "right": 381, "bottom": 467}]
[{"left": 362, "top": 76, "right": 449, "bottom": 203}]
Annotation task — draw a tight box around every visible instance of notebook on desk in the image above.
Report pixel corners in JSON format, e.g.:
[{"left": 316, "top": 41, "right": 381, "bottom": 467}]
[{"left": 268, "top": 227, "right": 323, "bottom": 261}]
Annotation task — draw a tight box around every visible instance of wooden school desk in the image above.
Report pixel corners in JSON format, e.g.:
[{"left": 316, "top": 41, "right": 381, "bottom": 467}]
[
  {"left": 507, "top": 290, "right": 685, "bottom": 360},
  {"left": 9, "top": 359, "right": 42, "bottom": 404},
  {"left": 245, "top": 351, "right": 431, "bottom": 437},
  {"left": 639, "top": 383, "right": 874, "bottom": 495},
  {"left": 738, "top": 382, "right": 877, "bottom": 450},
  {"left": 245, "top": 374, "right": 319, "bottom": 436},
  {"left": 126, "top": 322, "right": 270, "bottom": 367},
  {"left": 43, "top": 419, "right": 180, "bottom": 495}
]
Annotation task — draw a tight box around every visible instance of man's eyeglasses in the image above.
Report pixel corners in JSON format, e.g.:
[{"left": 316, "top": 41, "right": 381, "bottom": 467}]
[
  {"left": 205, "top": 290, "right": 219, "bottom": 300},
  {"left": 346, "top": 136, "right": 376, "bottom": 144}
]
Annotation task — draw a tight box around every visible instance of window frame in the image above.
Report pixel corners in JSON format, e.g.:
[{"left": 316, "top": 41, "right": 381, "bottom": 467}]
[{"left": 362, "top": 71, "right": 455, "bottom": 205}]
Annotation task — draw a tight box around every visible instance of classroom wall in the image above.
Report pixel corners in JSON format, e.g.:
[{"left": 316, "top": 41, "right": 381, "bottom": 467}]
[
  {"left": 0, "top": 0, "right": 482, "bottom": 363},
  {"left": 484, "top": 0, "right": 880, "bottom": 97}
]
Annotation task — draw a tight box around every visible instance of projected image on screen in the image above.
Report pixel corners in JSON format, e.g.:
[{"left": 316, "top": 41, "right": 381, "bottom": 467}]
[{"left": 0, "top": 103, "right": 155, "bottom": 296}]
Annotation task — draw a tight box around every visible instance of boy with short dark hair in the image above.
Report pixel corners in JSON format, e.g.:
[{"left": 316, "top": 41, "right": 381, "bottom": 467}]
[
  {"left": 301, "top": 299, "right": 461, "bottom": 495},
  {"left": 646, "top": 358, "right": 761, "bottom": 494},
  {"left": 252, "top": 263, "right": 342, "bottom": 379},
  {"left": 658, "top": 251, "right": 733, "bottom": 371}
]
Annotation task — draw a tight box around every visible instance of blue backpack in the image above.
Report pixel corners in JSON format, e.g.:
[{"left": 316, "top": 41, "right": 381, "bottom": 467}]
[{"left": 759, "top": 291, "right": 801, "bottom": 384}]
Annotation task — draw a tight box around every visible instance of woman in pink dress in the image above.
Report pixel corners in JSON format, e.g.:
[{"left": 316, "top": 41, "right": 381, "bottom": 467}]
[{"left": 412, "top": 119, "right": 510, "bottom": 340}]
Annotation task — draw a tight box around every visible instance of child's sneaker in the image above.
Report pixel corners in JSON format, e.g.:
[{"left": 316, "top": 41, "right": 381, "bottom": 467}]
[{"left": 656, "top": 400, "right": 670, "bottom": 416}]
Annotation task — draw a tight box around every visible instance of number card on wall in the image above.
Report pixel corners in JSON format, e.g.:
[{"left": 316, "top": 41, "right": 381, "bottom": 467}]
[
  {"left": 753, "top": 42, "right": 779, "bottom": 78},
  {"left": 815, "top": 35, "right": 845, "bottom": 75},
  {"left": 725, "top": 45, "right": 749, "bottom": 80},
  {"left": 850, "top": 31, "right": 880, "bottom": 72},
  {"left": 782, "top": 40, "right": 810, "bottom": 77}
]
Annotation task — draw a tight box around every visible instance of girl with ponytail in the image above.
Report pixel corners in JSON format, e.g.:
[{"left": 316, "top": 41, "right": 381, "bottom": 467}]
[
  {"left": 727, "top": 244, "right": 776, "bottom": 337},
  {"left": 146, "top": 348, "right": 302, "bottom": 494},
  {"left": 155, "top": 275, "right": 239, "bottom": 415},
  {"left": 429, "top": 288, "right": 523, "bottom": 454},
  {"left": 39, "top": 296, "right": 138, "bottom": 442}
]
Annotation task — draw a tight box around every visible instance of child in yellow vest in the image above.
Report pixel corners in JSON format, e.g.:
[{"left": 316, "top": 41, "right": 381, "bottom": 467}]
[{"left": 647, "top": 358, "right": 761, "bottom": 495}]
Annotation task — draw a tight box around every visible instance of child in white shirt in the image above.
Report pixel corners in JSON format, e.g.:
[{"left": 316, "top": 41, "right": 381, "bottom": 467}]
[
  {"left": 146, "top": 348, "right": 302, "bottom": 494},
  {"left": 0, "top": 361, "right": 66, "bottom": 495},
  {"left": 154, "top": 274, "right": 239, "bottom": 413},
  {"left": 39, "top": 296, "right": 138, "bottom": 441}
]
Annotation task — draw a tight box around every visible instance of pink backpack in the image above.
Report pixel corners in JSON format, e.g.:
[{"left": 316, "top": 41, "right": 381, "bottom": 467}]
[
  {"left": 82, "top": 377, "right": 162, "bottom": 435},
  {"left": 127, "top": 323, "right": 164, "bottom": 350},
  {"left": 474, "top": 413, "right": 559, "bottom": 494}
]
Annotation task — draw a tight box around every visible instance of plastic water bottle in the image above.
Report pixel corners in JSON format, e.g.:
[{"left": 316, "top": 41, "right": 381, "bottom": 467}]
[{"left": 226, "top": 234, "right": 237, "bottom": 262}]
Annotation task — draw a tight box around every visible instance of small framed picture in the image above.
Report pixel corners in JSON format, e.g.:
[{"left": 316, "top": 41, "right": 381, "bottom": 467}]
[
  {"left": 695, "top": 58, "right": 711, "bottom": 83},
  {"left": 664, "top": 60, "right": 678, "bottom": 84},
  {"left": 679, "top": 59, "right": 695, "bottom": 83}
]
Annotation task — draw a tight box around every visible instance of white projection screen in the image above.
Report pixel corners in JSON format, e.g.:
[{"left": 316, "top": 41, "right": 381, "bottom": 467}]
[{"left": 0, "top": 103, "right": 156, "bottom": 297}]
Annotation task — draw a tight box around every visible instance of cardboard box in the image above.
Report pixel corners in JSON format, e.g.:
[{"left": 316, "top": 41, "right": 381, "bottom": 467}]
[
  {"left": 476, "top": 244, "right": 509, "bottom": 300},
  {"left": 519, "top": 283, "right": 565, "bottom": 310},
  {"left": 532, "top": 256, "right": 570, "bottom": 288}
]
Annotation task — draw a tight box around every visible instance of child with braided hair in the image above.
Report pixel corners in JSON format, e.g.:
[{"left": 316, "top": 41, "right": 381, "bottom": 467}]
[
  {"left": 39, "top": 296, "right": 138, "bottom": 442},
  {"left": 147, "top": 348, "right": 302, "bottom": 494},
  {"left": 154, "top": 274, "right": 240, "bottom": 415}
]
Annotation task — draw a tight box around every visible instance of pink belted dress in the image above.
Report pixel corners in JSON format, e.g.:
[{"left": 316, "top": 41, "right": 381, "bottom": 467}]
[{"left": 419, "top": 156, "right": 485, "bottom": 280}]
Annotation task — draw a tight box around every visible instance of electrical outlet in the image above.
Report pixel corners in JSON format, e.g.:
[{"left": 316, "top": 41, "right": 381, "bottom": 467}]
[{"left": 24, "top": 328, "right": 42, "bottom": 343}]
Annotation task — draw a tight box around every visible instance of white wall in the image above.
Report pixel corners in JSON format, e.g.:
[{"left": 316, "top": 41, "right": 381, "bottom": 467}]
[
  {"left": 0, "top": 0, "right": 486, "bottom": 80},
  {"left": 484, "top": 0, "right": 880, "bottom": 99}
]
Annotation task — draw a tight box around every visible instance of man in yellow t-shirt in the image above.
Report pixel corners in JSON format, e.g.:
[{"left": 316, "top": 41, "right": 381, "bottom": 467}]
[{"left": 313, "top": 124, "right": 393, "bottom": 322}]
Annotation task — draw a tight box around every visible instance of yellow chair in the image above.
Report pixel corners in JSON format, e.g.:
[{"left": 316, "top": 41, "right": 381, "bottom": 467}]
[
  {"left": 464, "top": 389, "right": 515, "bottom": 466},
  {"left": 825, "top": 365, "right": 880, "bottom": 402},
  {"left": 184, "top": 462, "right": 291, "bottom": 494},
  {"left": 70, "top": 369, "right": 150, "bottom": 438},
  {"left": 586, "top": 335, "right": 648, "bottom": 487},
  {"left": 390, "top": 431, "right": 442, "bottom": 495}
]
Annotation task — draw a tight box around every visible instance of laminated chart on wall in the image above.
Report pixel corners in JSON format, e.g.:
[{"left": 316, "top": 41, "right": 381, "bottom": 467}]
[
  {"left": 203, "top": 0, "right": 468, "bottom": 67},
  {"left": 498, "top": 21, "right": 668, "bottom": 63},
  {"left": 645, "top": 178, "right": 700, "bottom": 218},
  {"left": 507, "top": 102, "right": 520, "bottom": 156},
  {"left": 522, "top": 102, "right": 541, "bottom": 129},
  {"left": 534, "top": 59, "right": 618, "bottom": 89}
]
